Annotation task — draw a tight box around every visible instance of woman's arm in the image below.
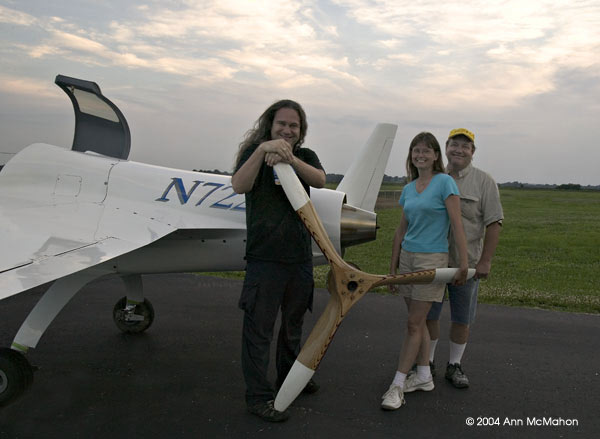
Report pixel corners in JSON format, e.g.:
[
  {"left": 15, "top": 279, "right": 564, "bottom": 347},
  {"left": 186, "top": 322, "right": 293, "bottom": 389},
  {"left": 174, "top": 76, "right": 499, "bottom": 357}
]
[
  {"left": 390, "top": 214, "right": 408, "bottom": 274},
  {"left": 387, "top": 213, "right": 408, "bottom": 291}
]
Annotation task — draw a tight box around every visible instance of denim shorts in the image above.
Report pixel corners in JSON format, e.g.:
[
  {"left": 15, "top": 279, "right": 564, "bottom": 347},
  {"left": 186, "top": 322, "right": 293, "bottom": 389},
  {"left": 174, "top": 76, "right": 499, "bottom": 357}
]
[{"left": 427, "top": 277, "right": 480, "bottom": 325}]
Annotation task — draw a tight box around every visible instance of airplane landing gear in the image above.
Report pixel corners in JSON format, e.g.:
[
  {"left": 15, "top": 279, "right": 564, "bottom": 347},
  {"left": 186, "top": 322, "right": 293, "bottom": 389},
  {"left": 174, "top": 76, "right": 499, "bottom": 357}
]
[
  {"left": 0, "top": 348, "right": 34, "bottom": 407},
  {"left": 113, "top": 297, "right": 155, "bottom": 333}
]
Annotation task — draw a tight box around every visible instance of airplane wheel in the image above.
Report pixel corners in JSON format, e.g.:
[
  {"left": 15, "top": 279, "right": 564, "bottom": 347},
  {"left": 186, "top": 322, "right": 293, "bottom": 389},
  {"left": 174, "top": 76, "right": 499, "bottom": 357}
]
[
  {"left": 0, "top": 348, "right": 34, "bottom": 407},
  {"left": 113, "top": 297, "right": 155, "bottom": 333}
]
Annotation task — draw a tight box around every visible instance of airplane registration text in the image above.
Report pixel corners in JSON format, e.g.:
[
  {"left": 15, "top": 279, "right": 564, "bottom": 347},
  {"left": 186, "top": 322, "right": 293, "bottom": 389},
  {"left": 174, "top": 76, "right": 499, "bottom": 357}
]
[{"left": 156, "top": 177, "right": 246, "bottom": 211}]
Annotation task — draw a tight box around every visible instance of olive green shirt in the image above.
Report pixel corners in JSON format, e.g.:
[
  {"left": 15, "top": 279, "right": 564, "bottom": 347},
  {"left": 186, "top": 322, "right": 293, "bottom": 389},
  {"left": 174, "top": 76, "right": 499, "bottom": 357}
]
[{"left": 448, "top": 164, "right": 504, "bottom": 268}]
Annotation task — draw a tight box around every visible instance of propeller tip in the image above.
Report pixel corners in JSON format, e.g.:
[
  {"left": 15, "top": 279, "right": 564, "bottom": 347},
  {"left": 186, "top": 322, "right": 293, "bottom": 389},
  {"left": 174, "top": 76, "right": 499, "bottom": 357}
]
[
  {"left": 433, "top": 267, "right": 476, "bottom": 283},
  {"left": 274, "top": 360, "right": 315, "bottom": 411}
]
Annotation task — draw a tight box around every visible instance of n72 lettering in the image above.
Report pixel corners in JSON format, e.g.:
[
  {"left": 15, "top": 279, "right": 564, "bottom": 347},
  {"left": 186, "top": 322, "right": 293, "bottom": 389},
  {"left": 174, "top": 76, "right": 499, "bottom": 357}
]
[{"left": 155, "top": 177, "right": 245, "bottom": 211}]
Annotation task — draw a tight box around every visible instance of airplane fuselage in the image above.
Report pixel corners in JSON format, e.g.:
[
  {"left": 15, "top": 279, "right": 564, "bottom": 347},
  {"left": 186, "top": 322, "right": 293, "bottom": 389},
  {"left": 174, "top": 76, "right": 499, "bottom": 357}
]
[{"left": 0, "top": 143, "right": 362, "bottom": 296}]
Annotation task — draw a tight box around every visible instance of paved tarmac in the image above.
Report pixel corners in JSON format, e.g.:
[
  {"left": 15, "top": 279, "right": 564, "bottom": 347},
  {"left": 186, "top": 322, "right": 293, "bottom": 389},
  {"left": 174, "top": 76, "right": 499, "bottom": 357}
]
[{"left": 0, "top": 274, "right": 598, "bottom": 439}]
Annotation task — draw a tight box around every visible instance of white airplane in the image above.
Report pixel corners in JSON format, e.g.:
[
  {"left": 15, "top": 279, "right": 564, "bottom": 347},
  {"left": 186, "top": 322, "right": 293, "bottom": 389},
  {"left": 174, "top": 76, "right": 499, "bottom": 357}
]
[
  {"left": 0, "top": 75, "right": 472, "bottom": 410},
  {"left": 0, "top": 75, "right": 398, "bottom": 407}
]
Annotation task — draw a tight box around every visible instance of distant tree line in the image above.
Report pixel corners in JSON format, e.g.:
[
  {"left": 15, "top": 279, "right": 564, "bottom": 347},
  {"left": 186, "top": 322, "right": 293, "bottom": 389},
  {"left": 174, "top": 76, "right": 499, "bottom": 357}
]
[
  {"left": 326, "top": 173, "right": 406, "bottom": 184},
  {"left": 2, "top": 160, "right": 597, "bottom": 191},
  {"left": 194, "top": 168, "right": 232, "bottom": 175},
  {"left": 193, "top": 169, "right": 408, "bottom": 185},
  {"left": 190, "top": 169, "right": 598, "bottom": 191},
  {"left": 556, "top": 183, "right": 582, "bottom": 190},
  {"left": 499, "top": 182, "right": 598, "bottom": 190},
  {"left": 383, "top": 174, "right": 407, "bottom": 184}
]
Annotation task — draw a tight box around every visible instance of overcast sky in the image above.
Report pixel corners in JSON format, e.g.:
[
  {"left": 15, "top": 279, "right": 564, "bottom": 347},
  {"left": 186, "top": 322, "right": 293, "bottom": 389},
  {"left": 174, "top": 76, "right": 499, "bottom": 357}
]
[{"left": 1, "top": 0, "right": 599, "bottom": 185}]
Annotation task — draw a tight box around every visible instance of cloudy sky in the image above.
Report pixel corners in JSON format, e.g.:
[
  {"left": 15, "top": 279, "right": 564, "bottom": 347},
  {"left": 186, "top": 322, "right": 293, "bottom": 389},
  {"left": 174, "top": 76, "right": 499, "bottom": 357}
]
[{"left": 1, "top": 0, "right": 599, "bottom": 185}]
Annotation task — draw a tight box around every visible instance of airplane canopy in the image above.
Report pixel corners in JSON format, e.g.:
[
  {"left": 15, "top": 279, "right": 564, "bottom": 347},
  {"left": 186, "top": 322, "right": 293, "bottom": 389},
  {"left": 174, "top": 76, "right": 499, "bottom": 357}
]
[{"left": 55, "top": 74, "right": 131, "bottom": 160}]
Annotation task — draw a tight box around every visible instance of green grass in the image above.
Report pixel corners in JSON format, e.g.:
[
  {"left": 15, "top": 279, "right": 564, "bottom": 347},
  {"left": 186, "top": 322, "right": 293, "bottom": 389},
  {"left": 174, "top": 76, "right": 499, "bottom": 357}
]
[
  {"left": 479, "top": 189, "right": 600, "bottom": 313},
  {"left": 202, "top": 188, "right": 600, "bottom": 314}
]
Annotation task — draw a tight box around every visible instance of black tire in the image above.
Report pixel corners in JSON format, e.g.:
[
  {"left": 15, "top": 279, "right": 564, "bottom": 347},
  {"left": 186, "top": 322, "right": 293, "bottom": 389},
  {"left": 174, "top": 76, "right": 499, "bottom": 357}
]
[
  {"left": 0, "top": 348, "right": 33, "bottom": 407},
  {"left": 112, "top": 297, "right": 155, "bottom": 333}
]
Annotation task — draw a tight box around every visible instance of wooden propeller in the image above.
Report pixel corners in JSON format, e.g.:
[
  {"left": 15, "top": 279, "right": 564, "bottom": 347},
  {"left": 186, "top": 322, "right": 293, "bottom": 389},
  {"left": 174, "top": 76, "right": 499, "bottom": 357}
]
[{"left": 272, "top": 163, "right": 473, "bottom": 411}]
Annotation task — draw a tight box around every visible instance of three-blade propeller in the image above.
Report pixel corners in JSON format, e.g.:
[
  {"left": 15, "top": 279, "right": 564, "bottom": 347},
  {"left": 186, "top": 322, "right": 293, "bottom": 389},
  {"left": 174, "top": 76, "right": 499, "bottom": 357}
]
[{"left": 272, "top": 163, "right": 474, "bottom": 411}]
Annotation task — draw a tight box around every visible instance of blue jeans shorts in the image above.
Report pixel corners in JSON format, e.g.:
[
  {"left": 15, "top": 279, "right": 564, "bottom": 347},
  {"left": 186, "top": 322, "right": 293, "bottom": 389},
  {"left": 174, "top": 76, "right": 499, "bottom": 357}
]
[{"left": 427, "top": 278, "right": 480, "bottom": 325}]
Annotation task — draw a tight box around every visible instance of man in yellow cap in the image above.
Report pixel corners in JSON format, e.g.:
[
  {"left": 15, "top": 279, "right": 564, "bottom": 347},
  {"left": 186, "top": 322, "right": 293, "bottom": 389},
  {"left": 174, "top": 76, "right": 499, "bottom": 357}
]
[{"left": 426, "top": 128, "right": 503, "bottom": 388}]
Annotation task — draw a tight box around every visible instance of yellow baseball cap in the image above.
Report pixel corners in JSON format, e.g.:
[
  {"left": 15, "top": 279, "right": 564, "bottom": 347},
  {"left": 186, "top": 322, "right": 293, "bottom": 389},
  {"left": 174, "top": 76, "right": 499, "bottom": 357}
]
[{"left": 448, "top": 128, "right": 474, "bottom": 142}]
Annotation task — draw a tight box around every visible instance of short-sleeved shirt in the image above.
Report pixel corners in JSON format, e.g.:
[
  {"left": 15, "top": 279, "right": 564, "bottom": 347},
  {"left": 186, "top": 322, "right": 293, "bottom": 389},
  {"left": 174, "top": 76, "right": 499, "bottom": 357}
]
[
  {"left": 447, "top": 164, "right": 504, "bottom": 267},
  {"left": 235, "top": 143, "right": 324, "bottom": 263},
  {"left": 399, "top": 173, "right": 460, "bottom": 253}
]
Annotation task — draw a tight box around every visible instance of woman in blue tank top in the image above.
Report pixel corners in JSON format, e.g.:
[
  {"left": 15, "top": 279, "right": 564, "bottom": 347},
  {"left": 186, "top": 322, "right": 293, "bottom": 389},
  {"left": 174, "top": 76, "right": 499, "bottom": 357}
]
[{"left": 381, "top": 132, "right": 468, "bottom": 411}]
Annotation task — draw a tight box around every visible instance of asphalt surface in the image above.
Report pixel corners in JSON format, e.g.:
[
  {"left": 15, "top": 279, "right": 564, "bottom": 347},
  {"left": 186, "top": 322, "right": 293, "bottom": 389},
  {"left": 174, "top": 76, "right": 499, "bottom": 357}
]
[{"left": 0, "top": 274, "right": 598, "bottom": 439}]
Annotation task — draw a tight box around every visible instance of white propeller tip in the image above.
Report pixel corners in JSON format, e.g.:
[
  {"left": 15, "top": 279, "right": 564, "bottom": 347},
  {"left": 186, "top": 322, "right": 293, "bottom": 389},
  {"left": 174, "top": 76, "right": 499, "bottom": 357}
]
[
  {"left": 274, "top": 360, "right": 315, "bottom": 411},
  {"left": 433, "top": 268, "right": 476, "bottom": 283},
  {"left": 273, "top": 163, "right": 309, "bottom": 211}
]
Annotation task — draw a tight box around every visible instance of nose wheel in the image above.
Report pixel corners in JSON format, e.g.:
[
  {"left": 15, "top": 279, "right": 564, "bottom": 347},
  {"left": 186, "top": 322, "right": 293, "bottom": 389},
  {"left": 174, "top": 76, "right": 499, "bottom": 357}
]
[
  {"left": 113, "top": 297, "right": 155, "bottom": 333},
  {"left": 0, "top": 348, "right": 34, "bottom": 407}
]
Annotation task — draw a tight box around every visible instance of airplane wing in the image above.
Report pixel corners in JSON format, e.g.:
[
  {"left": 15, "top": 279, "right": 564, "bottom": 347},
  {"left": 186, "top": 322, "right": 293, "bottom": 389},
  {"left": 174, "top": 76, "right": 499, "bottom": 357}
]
[
  {"left": 0, "top": 138, "right": 252, "bottom": 302},
  {"left": 0, "top": 143, "right": 177, "bottom": 301},
  {"left": 0, "top": 74, "right": 244, "bottom": 301},
  {"left": 0, "top": 74, "right": 150, "bottom": 300}
]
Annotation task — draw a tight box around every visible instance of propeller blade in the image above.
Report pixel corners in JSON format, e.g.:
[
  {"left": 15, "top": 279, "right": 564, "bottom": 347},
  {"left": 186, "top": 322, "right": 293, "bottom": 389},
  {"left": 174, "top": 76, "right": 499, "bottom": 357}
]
[{"left": 272, "top": 163, "right": 474, "bottom": 411}]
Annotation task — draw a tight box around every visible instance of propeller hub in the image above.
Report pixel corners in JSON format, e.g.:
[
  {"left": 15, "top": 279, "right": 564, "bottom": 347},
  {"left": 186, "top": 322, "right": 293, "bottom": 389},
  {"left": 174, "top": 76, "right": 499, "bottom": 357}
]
[{"left": 340, "top": 204, "right": 377, "bottom": 248}]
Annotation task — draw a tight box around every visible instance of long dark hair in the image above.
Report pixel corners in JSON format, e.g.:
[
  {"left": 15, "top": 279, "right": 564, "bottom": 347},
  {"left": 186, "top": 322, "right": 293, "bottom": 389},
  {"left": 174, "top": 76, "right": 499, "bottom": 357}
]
[
  {"left": 405, "top": 132, "right": 445, "bottom": 181},
  {"left": 235, "top": 99, "right": 307, "bottom": 167}
]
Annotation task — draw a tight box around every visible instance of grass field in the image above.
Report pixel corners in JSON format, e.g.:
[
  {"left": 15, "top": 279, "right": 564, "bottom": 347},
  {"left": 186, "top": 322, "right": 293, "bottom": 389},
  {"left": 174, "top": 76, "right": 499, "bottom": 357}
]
[{"left": 204, "top": 188, "right": 600, "bottom": 314}]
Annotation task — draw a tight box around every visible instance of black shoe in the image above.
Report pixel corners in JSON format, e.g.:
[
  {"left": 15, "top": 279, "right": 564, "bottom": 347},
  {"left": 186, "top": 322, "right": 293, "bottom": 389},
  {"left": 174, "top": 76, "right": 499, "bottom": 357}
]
[
  {"left": 302, "top": 378, "right": 320, "bottom": 394},
  {"left": 445, "top": 363, "right": 469, "bottom": 388},
  {"left": 247, "top": 400, "right": 290, "bottom": 422}
]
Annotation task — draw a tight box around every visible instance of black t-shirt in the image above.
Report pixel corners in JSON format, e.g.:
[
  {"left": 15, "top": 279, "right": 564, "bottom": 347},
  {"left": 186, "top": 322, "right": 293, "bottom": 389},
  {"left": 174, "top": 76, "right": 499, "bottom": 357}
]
[{"left": 236, "top": 143, "right": 324, "bottom": 263}]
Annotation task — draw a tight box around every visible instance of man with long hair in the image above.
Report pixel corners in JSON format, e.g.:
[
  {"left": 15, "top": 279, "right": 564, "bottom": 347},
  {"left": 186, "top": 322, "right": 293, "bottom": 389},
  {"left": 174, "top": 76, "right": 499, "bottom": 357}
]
[{"left": 231, "top": 100, "right": 325, "bottom": 422}]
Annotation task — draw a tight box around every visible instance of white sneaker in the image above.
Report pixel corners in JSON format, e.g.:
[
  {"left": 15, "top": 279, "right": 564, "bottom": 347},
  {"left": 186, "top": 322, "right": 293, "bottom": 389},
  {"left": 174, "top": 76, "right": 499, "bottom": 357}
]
[
  {"left": 404, "top": 373, "right": 434, "bottom": 393},
  {"left": 381, "top": 385, "right": 405, "bottom": 410}
]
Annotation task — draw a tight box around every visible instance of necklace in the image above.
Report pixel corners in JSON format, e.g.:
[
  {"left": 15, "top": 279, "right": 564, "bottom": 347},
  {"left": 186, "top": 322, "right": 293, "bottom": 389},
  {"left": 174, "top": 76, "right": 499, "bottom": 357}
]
[{"left": 416, "top": 175, "right": 433, "bottom": 193}]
